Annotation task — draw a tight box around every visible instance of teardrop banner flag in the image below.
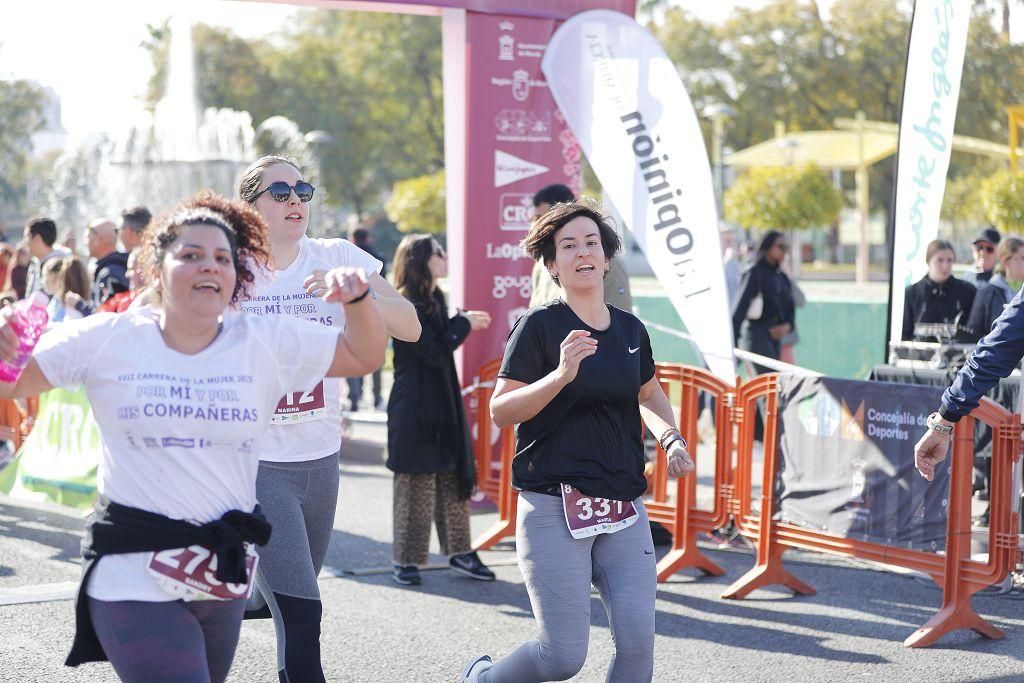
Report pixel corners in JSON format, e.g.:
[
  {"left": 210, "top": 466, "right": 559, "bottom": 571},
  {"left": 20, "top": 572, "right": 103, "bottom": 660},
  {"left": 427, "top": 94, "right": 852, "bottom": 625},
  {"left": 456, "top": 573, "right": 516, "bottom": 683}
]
[
  {"left": 541, "top": 9, "right": 735, "bottom": 380},
  {"left": 888, "top": 0, "right": 971, "bottom": 345}
]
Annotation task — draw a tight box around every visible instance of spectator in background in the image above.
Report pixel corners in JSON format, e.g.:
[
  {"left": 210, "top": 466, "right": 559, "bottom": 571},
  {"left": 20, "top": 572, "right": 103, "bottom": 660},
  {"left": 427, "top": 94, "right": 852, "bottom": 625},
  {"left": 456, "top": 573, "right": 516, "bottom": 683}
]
[
  {"left": 964, "top": 227, "right": 1001, "bottom": 287},
  {"left": 102, "top": 249, "right": 147, "bottom": 313},
  {"left": 23, "top": 217, "right": 70, "bottom": 297},
  {"left": 779, "top": 255, "right": 806, "bottom": 365},
  {"left": 528, "top": 184, "right": 632, "bottom": 311},
  {"left": 347, "top": 225, "right": 387, "bottom": 411},
  {"left": 387, "top": 234, "right": 494, "bottom": 586},
  {"left": 731, "top": 231, "right": 796, "bottom": 374},
  {"left": 720, "top": 224, "right": 741, "bottom": 304},
  {"left": 0, "top": 244, "right": 14, "bottom": 299},
  {"left": 43, "top": 257, "right": 92, "bottom": 323},
  {"left": 85, "top": 218, "right": 129, "bottom": 308},
  {"left": 7, "top": 245, "right": 30, "bottom": 300},
  {"left": 118, "top": 206, "right": 151, "bottom": 253},
  {"left": 966, "top": 236, "right": 1024, "bottom": 341},
  {"left": 902, "top": 239, "right": 976, "bottom": 341}
]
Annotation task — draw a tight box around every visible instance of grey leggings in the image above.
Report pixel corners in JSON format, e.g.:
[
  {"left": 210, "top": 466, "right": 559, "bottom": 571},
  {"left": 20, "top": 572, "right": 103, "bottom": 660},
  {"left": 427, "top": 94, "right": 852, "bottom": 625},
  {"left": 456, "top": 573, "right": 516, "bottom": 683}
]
[
  {"left": 482, "top": 491, "right": 656, "bottom": 683},
  {"left": 88, "top": 597, "right": 246, "bottom": 683},
  {"left": 247, "top": 451, "right": 339, "bottom": 680}
]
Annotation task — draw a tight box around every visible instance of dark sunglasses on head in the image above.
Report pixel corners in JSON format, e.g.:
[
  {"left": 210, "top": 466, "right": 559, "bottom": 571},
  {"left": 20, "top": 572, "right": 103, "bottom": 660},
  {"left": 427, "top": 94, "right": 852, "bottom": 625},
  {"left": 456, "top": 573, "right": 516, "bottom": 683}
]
[
  {"left": 253, "top": 181, "right": 316, "bottom": 203},
  {"left": 974, "top": 244, "right": 995, "bottom": 254}
]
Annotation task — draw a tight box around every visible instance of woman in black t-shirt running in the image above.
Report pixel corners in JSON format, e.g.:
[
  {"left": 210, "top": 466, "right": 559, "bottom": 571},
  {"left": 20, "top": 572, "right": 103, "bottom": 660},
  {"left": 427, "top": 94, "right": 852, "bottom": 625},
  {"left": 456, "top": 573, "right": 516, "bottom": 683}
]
[{"left": 459, "top": 199, "right": 694, "bottom": 683}]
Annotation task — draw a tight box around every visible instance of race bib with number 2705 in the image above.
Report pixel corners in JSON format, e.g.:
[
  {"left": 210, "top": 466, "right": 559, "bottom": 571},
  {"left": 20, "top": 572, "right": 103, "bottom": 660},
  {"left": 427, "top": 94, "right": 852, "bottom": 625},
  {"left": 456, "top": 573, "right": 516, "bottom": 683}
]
[{"left": 147, "top": 543, "right": 259, "bottom": 602}]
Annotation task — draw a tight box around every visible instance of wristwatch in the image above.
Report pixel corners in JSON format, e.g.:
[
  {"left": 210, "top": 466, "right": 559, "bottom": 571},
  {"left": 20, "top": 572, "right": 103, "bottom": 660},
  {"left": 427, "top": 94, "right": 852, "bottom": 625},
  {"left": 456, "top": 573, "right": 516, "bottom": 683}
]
[{"left": 925, "top": 412, "right": 954, "bottom": 435}]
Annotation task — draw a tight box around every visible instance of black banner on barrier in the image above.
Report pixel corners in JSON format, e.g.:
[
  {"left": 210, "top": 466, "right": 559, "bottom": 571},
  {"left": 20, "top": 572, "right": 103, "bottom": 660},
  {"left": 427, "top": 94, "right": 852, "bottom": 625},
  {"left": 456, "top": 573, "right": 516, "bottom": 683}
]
[{"left": 777, "top": 374, "right": 950, "bottom": 552}]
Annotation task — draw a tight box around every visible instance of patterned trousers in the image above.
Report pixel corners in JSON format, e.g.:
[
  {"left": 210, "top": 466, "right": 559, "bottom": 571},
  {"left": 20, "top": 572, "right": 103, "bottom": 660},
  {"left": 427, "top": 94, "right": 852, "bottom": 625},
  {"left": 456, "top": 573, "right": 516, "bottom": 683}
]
[{"left": 392, "top": 471, "right": 472, "bottom": 566}]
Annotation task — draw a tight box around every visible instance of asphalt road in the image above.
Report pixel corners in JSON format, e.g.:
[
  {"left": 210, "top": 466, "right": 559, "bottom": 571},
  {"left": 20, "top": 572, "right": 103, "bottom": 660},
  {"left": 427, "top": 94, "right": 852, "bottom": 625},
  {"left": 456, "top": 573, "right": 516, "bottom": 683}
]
[{"left": 2, "top": 421, "right": 1023, "bottom": 682}]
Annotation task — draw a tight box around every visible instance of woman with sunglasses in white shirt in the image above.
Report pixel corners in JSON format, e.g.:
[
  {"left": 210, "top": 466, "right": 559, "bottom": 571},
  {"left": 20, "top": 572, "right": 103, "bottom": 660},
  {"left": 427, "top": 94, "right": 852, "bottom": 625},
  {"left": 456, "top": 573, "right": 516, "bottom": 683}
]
[{"left": 237, "top": 155, "right": 419, "bottom": 682}]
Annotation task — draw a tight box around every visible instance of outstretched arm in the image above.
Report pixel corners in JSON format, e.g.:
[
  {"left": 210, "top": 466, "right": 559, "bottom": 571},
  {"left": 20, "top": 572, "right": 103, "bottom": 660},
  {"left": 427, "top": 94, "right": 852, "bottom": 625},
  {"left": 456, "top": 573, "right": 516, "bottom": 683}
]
[
  {"left": 321, "top": 268, "right": 387, "bottom": 378},
  {"left": 637, "top": 375, "right": 694, "bottom": 478},
  {"left": 304, "top": 270, "right": 420, "bottom": 342}
]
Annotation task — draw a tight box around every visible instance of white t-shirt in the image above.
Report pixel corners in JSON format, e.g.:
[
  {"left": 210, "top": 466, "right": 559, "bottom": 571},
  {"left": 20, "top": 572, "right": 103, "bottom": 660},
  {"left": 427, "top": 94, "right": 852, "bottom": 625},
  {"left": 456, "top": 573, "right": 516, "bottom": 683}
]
[
  {"left": 240, "top": 236, "right": 382, "bottom": 463},
  {"left": 33, "top": 307, "right": 340, "bottom": 602}
]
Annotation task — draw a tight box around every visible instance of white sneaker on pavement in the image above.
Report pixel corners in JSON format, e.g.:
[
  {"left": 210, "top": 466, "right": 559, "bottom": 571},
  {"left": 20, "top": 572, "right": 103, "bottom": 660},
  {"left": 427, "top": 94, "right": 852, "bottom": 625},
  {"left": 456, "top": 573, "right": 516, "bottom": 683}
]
[{"left": 460, "top": 654, "right": 493, "bottom": 682}]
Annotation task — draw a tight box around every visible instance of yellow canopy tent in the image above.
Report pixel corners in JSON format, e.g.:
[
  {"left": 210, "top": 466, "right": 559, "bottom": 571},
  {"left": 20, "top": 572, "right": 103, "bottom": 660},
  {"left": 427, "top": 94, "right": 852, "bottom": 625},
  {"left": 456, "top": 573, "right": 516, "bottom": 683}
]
[{"left": 724, "top": 113, "right": 1019, "bottom": 283}]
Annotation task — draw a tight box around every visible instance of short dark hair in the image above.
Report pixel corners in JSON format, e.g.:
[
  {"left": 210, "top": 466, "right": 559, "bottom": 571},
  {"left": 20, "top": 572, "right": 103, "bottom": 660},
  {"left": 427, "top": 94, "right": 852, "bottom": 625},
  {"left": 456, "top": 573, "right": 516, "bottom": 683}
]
[
  {"left": 520, "top": 198, "right": 621, "bottom": 286},
  {"left": 26, "top": 217, "right": 57, "bottom": 247},
  {"left": 120, "top": 206, "right": 152, "bottom": 233},
  {"left": 532, "top": 184, "right": 575, "bottom": 208},
  {"left": 351, "top": 227, "right": 369, "bottom": 244}
]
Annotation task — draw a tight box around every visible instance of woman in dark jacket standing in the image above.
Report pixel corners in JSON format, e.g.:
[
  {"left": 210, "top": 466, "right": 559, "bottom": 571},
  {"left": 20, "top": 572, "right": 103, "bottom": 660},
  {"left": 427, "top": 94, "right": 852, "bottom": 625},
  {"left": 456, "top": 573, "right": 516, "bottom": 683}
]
[
  {"left": 731, "top": 231, "right": 795, "bottom": 373},
  {"left": 387, "top": 234, "right": 496, "bottom": 586},
  {"left": 902, "top": 239, "right": 976, "bottom": 341}
]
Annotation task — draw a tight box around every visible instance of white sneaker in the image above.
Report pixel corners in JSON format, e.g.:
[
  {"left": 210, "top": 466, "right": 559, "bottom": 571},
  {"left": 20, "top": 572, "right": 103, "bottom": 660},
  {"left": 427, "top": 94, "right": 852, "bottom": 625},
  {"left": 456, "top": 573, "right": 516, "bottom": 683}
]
[{"left": 460, "top": 655, "right": 493, "bottom": 682}]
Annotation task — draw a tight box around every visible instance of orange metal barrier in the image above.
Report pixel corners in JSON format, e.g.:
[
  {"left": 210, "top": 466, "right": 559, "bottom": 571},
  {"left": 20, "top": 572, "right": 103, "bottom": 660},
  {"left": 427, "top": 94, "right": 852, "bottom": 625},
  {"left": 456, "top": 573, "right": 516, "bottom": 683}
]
[
  {"left": 722, "top": 373, "right": 1021, "bottom": 648},
  {"left": 646, "top": 363, "right": 733, "bottom": 581},
  {"left": 464, "top": 360, "right": 1020, "bottom": 647},
  {"left": 467, "top": 359, "right": 518, "bottom": 550},
  {"left": 0, "top": 397, "right": 36, "bottom": 450}
]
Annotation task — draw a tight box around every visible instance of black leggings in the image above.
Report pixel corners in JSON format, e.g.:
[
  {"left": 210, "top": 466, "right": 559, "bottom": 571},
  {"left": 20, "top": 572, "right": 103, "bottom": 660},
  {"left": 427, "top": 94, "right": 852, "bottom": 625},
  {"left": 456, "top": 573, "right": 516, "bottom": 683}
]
[{"left": 88, "top": 597, "right": 246, "bottom": 683}]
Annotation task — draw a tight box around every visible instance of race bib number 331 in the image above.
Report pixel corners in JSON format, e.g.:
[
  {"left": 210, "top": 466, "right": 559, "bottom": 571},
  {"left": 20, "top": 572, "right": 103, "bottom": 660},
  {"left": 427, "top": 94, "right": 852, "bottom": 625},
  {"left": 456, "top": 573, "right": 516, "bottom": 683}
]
[{"left": 560, "top": 484, "right": 639, "bottom": 540}]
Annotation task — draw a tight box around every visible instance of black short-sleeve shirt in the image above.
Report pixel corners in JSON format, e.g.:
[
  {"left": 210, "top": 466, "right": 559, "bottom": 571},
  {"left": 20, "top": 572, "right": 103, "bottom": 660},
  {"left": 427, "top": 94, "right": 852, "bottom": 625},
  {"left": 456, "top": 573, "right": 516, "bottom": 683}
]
[{"left": 498, "top": 299, "right": 656, "bottom": 501}]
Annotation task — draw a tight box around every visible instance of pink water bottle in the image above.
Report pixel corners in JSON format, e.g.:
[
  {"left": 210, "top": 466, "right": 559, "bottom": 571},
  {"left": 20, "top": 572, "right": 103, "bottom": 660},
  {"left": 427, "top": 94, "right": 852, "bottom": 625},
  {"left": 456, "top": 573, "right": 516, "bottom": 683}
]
[{"left": 0, "top": 292, "right": 50, "bottom": 383}]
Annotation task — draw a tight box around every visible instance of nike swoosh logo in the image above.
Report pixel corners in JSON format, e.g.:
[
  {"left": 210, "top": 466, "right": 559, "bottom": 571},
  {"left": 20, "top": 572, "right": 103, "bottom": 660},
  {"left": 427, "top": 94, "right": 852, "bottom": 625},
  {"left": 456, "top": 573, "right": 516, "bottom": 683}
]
[
  {"left": 628, "top": 347, "right": 640, "bottom": 354},
  {"left": 644, "top": 550, "right": 654, "bottom": 555}
]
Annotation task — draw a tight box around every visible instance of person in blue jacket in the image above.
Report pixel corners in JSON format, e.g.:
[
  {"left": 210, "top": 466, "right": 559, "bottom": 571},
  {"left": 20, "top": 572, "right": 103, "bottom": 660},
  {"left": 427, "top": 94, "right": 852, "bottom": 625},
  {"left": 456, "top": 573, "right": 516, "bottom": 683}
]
[{"left": 915, "top": 283, "right": 1024, "bottom": 480}]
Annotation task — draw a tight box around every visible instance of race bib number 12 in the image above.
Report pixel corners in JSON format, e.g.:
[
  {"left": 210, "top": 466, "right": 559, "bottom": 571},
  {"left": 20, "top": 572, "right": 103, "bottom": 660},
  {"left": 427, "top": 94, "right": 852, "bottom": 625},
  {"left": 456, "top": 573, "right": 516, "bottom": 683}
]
[
  {"left": 560, "top": 484, "right": 639, "bottom": 540},
  {"left": 272, "top": 381, "right": 327, "bottom": 425}
]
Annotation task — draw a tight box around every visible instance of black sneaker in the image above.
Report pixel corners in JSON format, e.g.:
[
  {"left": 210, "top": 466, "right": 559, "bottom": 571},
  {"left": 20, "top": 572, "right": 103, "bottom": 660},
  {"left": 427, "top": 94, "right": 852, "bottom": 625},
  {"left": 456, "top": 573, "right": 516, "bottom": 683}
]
[
  {"left": 449, "top": 551, "right": 496, "bottom": 581},
  {"left": 392, "top": 564, "right": 421, "bottom": 586}
]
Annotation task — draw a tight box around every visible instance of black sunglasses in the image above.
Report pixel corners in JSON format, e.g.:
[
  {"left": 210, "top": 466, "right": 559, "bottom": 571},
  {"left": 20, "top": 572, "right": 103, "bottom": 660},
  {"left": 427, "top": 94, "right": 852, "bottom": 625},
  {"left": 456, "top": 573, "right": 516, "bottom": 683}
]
[
  {"left": 974, "top": 244, "right": 995, "bottom": 254},
  {"left": 253, "top": 181, "right": 316, "bottom": 203}
]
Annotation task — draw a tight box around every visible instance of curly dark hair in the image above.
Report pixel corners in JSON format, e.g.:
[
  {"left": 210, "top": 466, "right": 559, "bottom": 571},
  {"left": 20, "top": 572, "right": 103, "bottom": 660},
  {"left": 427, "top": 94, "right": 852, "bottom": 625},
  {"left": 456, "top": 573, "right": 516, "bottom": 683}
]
[
  {"left": 520, "top": 197, "right": 621, "bottom": 286},
  {"left": 141, "top": 192, "right": 271, "bottom": 304}
]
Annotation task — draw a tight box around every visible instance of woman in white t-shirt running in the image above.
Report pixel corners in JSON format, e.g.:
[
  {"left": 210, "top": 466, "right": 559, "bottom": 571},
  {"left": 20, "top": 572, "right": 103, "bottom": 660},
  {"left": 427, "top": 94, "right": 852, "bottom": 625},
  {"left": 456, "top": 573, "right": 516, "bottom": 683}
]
[
  {"left": 237, "top": 155, "right": 420, "bottom": 682},
  {"left": 0, "top": 193, "right": 386, "bottom": 683}
]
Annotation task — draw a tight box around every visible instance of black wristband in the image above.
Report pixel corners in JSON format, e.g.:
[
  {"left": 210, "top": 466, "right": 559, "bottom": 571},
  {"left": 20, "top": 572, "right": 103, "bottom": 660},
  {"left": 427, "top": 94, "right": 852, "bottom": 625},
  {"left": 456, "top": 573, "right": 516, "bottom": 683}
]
[
  {"left": 345, "top": 288, "right": 371, "bottom": 305},
  {"left": 937, "top": 405, "right": 964, "bottom": 423}
]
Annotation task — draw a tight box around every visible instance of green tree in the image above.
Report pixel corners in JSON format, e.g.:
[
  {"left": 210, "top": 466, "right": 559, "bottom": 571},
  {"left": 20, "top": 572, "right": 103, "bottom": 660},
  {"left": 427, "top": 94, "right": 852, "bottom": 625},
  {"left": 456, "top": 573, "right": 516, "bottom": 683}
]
[
  {"left": 724, "top": 164, "right": 843, "bottom": 231},
  {"left": 143, "top": 12, "right": 444, "bottom": 217},
  {"left": 942, "top": 170, "right": 989, "bottom": 244},
  {"left": 981, "top": 169, "right": 1024, "bottom": 233},
  {"left": 655, "top": 0, "right": 1024, "bottom": 242},
  {"left": 386, "top": 170, "right": 445, "bottom": 234},
  {"left": 0, "top": 79, "right": 45, "bottom": 205}
]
